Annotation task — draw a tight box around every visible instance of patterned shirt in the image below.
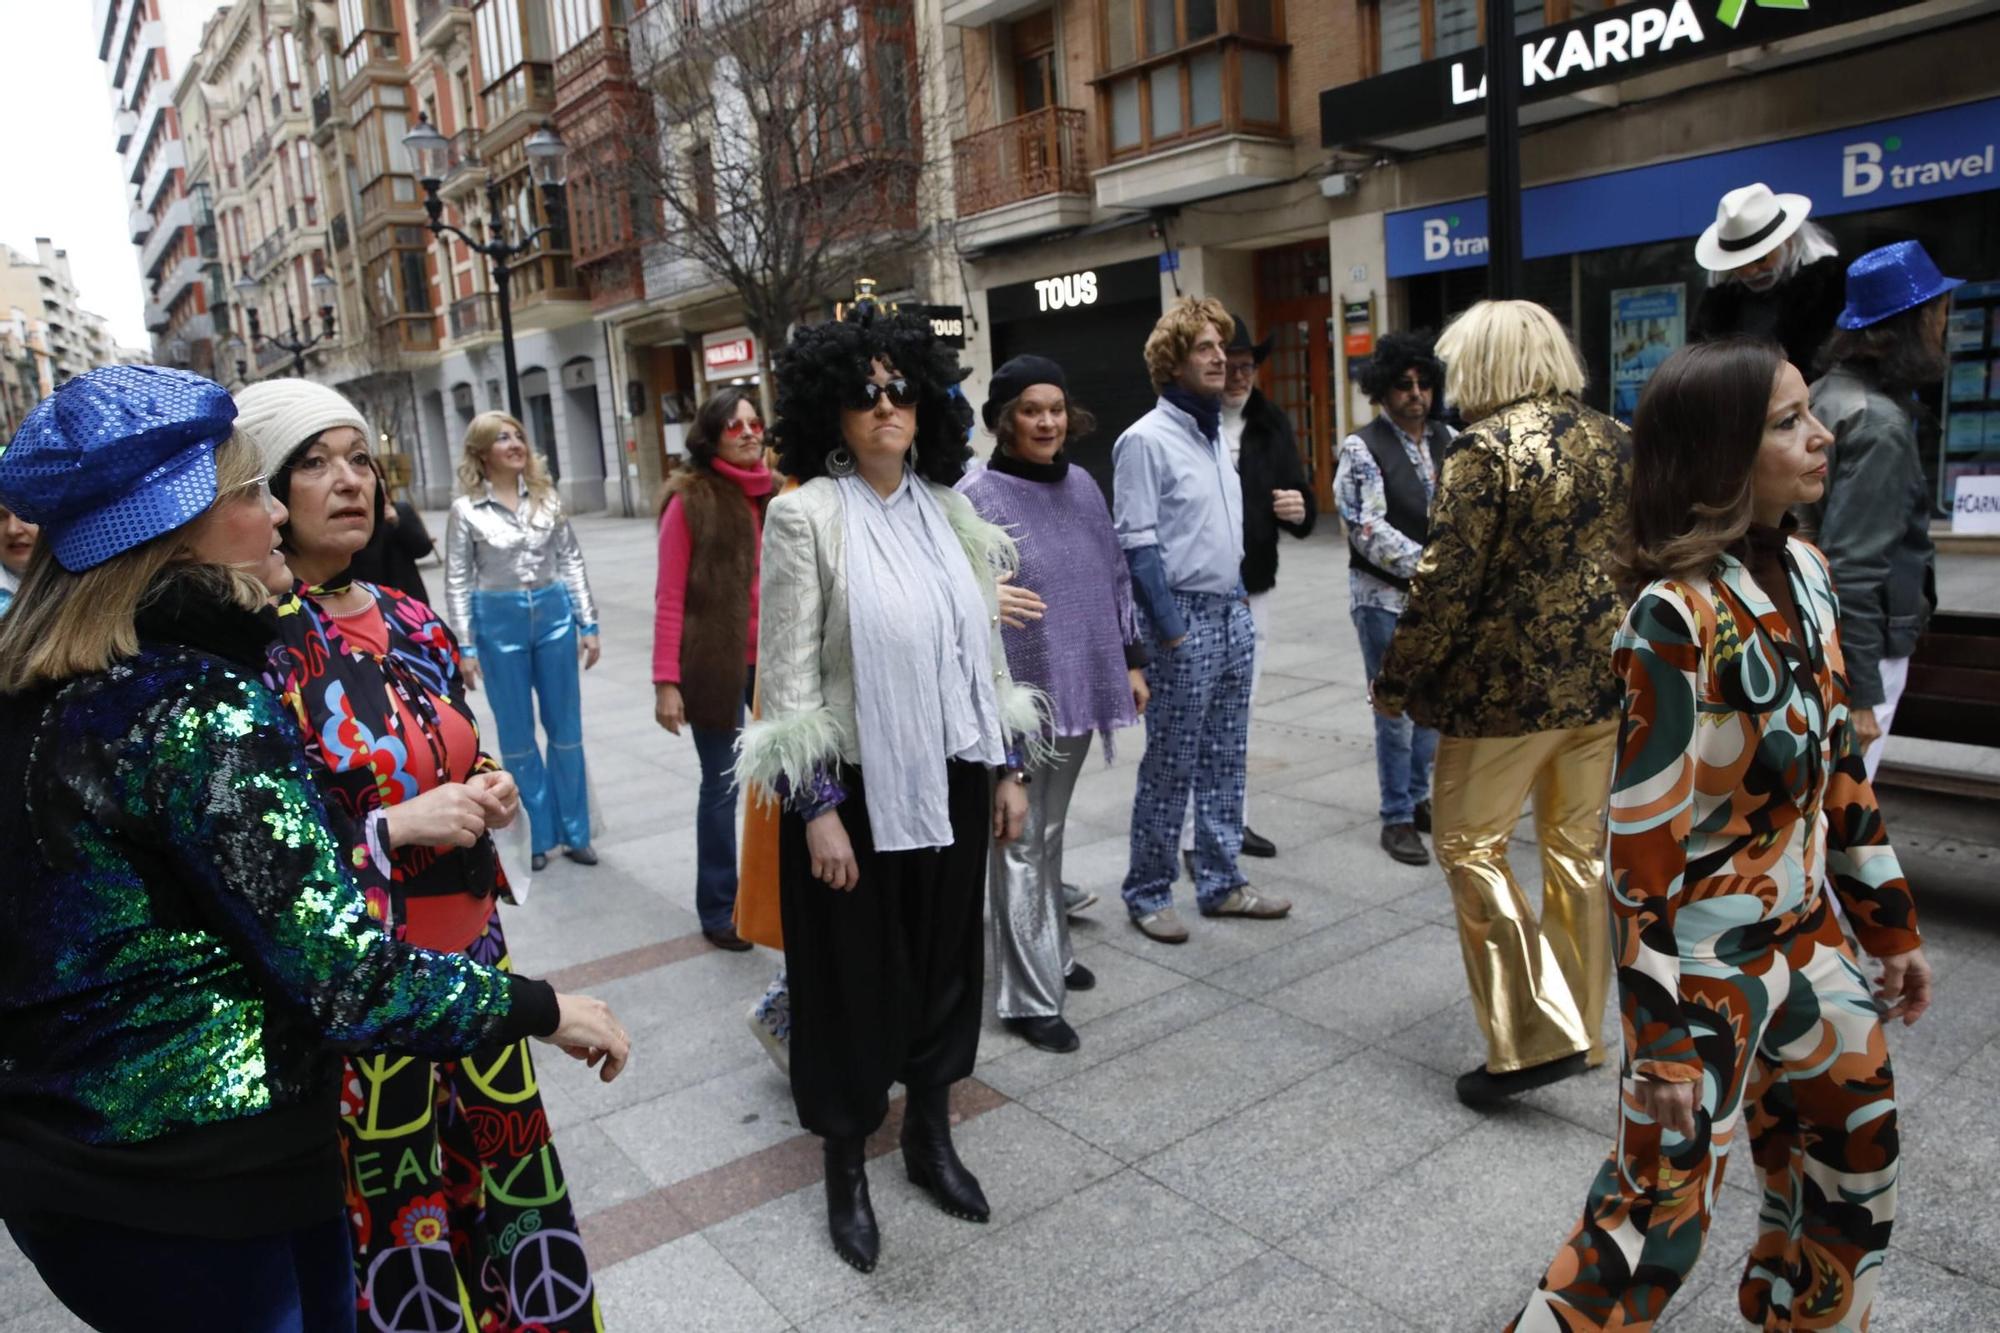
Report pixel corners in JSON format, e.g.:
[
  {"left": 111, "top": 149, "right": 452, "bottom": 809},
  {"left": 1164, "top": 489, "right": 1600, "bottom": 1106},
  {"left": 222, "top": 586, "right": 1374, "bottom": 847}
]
[{"left": 1333, "top": 413, "right": 1447, "bottom": 614}]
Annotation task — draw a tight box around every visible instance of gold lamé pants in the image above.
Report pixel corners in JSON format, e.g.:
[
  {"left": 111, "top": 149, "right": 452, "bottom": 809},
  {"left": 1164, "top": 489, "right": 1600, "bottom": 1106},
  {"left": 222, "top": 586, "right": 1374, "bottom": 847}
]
[{"left": 1431, "top": 721, "right": 1616, "bottom": 1074}]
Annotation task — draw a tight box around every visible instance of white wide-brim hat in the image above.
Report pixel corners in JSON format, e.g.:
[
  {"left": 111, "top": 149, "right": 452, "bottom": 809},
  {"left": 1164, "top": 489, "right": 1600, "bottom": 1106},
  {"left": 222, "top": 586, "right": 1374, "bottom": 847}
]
[{"left": 1695, "top": 183, "right": 1812, "bottom": 272}]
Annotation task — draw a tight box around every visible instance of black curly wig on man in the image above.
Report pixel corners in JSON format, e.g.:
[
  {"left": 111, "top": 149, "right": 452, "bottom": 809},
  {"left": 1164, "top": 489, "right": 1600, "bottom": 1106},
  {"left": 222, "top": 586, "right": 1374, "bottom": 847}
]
[
  {"left": 770, "top": 312, "right": 974, "bottom": 485},
  {"left": 1359, "top": 331, "right": 1445, "bottom": 406}
]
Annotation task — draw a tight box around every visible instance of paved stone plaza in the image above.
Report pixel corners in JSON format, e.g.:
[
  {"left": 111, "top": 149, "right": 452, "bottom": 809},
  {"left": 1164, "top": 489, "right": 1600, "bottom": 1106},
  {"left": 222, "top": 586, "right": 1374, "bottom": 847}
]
[{"left": 5, "top": 512, "right": 1996, "bottom": 1332}]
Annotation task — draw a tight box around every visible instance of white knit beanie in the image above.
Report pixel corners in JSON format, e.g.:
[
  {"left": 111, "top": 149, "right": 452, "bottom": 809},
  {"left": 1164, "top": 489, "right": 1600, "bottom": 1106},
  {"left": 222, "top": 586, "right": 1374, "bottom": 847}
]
[{"left": 232, "top": 379, "right": 372, "bottom": 476}]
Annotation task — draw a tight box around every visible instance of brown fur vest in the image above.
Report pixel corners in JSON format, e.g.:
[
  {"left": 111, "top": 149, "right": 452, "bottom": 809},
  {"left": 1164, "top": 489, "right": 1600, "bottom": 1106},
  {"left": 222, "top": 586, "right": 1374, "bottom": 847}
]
[{"left": 665, "top": 465, "right": 762, "bottom": 730}]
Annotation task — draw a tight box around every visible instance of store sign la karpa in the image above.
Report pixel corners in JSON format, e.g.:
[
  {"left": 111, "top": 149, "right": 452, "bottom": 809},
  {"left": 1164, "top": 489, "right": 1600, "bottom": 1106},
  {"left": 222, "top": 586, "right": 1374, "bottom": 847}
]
[
  {"left": 1383, "top": 96, "right": 2000, "bottom": 277},
  {"left": 1321, "top": 0, "right": 1915, "bottom": 147}
]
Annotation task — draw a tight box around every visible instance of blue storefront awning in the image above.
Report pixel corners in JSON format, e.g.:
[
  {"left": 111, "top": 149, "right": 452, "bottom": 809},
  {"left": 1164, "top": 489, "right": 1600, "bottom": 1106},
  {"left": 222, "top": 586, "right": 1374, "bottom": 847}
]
[{"left": 1385, "top": 96, "right": 2000, "bottom": 278}]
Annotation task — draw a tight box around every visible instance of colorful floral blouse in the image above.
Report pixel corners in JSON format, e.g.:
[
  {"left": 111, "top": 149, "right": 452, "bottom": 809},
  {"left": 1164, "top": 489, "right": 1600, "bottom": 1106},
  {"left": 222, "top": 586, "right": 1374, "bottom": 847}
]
[
  {"left": 265, "top": 583, "right": 507, "bottom": 953},
  {"left": 1609, "top": 541, "right": 1922, "bottom": 1087}
]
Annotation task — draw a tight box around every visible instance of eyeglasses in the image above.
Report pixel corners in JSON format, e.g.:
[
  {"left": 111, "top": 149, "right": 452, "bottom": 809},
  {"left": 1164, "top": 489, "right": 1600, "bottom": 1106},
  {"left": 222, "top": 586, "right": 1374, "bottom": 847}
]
[
  {"left": 1391, "top": 376, "right": 1435, "bottom": 393},
  {"left": 230, "top": 474, "right": 274, "bottom": 504},
  {"left": 845, "top": 378, "right": 916, "bottom": 412},
  {"left": 723, "top": 416, "right": 766, "bottom": 438}
]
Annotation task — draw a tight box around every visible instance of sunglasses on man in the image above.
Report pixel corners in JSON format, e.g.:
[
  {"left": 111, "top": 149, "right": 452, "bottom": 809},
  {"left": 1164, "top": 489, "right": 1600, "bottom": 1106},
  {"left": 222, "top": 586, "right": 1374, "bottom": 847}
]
[
  {"left": 845, "top": 378, "right": 917, "bottom": 412},
  {"left": 1392, "top": 376, "right": 1436, "bottom": 393}
]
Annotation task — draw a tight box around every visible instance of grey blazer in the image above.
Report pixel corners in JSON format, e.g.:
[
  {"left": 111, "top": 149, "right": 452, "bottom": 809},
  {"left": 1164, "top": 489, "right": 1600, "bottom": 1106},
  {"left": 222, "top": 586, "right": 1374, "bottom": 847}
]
[{"left": 735, "top": 476, "right": 1046, "bottom": 796}]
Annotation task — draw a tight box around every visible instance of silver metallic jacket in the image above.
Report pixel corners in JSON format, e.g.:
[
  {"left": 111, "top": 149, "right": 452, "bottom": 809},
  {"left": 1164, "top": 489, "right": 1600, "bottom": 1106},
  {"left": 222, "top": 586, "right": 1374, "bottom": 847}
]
[{"left": 443, "top": 482, "right": 600, "bottom": 644}]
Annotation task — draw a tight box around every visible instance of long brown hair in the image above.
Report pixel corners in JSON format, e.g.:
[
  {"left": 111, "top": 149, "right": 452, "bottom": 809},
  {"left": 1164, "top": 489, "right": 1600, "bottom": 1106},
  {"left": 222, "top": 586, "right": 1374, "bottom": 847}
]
[{"left": 1618, "top": 337, "right": 1784, "bottom": 599}]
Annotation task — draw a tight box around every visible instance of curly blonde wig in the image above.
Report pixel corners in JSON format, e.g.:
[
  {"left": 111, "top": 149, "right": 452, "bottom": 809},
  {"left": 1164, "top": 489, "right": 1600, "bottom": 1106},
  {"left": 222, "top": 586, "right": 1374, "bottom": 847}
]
[
  {"left": 1143, "top": 297, "right": 1234, "bottom": 389},
  {"left": 1435, "top": 300, "right": 1586, "bottom": 423},
  {"left": 458, "top": 411, "right": 557, "bottom": 504}
]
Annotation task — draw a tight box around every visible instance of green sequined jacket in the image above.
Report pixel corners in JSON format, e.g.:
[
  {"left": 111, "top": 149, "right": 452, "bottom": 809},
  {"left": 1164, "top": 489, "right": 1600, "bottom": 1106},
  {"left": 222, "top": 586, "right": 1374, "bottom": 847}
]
[
  {"left": 1372, "top": 393, "right": 1633, "bottom": 738},
  {"left": 0, "top": 583, "right": 558, "bottom": 1236}
]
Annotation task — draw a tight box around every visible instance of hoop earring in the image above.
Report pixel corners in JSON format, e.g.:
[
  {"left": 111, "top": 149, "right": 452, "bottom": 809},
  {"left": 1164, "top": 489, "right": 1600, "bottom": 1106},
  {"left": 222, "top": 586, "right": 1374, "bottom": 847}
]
[{"left": 825, "top": 447, "right": 856, "bottom": 478}]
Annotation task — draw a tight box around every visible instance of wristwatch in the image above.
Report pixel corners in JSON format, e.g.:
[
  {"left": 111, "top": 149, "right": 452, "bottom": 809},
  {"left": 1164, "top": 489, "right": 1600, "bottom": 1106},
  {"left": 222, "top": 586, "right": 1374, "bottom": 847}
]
[{"left": 998, "top": 767, "right": 1033, "bottom": 786}]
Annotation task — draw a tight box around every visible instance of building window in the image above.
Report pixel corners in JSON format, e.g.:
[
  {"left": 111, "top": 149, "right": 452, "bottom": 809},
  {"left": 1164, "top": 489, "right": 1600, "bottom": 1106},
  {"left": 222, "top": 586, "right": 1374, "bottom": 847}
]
[
  {"left": 1011, "top": 9, "right": 1057, "bottom": 116},
  {"left": 1095, "top": 0, "right": 1286, "bottom": 160},
  {"left": 1373, "top": 0, "right": 1602, "bottom": 70},
  {"left": 476, "top": 0, "right": 554, "bottom": 125}
]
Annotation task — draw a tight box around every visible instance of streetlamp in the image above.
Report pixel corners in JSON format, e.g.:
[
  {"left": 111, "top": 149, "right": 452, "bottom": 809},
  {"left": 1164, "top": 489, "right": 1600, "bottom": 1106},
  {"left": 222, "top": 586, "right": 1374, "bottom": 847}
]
[
  {"left": 403, "top": 113, "right": 568, "bottom": 422},
  {"left": 234, "top": 270, "right": 339, "bottom": 378},
  {"left": 221, "top": 334, "right": 248, "bottom": 383}
]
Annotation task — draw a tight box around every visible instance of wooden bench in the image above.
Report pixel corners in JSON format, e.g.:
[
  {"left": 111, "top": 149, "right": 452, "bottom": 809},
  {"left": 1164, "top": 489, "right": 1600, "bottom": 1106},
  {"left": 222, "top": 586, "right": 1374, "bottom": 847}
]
[{"left": 1876, "top": 611, "right": 2000, "bottom": 797}]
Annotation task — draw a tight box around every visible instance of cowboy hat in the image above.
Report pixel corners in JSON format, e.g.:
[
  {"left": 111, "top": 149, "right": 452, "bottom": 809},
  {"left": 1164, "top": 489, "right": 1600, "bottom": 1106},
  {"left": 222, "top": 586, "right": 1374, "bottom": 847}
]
[
  {"left": 1225, "top": 311, "right": 1273, "bottom": 363},
  {"left": 1695, "top": 183, "right": 1811, "bottom": 272}
]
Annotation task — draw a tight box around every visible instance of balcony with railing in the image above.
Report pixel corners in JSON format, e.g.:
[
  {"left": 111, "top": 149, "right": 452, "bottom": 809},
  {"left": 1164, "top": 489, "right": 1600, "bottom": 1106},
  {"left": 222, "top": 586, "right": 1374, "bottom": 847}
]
[
  {"left": 439, "top": 128, "right": 488, "bottom": 201},
  {"left": 311, "top": 86, "right": 333, "bottom": 130},
  {"left": 244, "top": 131, "right": 274, "bottom": 182},
  {"left": 447, "top": 293, "right": 494, "bottom": 341},
  {"left": 952, "top": 106, "right": 1092, "bottom": 248},
  {"left": 417, "top": 0, "right": 473, "bottom": 54},
  {"left": 129, "top": 207, "right": 153, "bottom": 243},
  {"left": 249, "top": 230, "right": 287, "bottom": 278},
  {"left": 190, "top": 183, "right": 214, "bottom": 230}
]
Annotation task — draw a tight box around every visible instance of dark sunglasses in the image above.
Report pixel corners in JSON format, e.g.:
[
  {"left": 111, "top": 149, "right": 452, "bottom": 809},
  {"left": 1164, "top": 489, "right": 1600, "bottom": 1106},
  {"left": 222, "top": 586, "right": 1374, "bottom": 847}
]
[
  {"left": 1392, "top": 376, "right": 1436, "bottom": 392},
  {"left": 845, "top": 378, "right": 917, "bottom": 411}
]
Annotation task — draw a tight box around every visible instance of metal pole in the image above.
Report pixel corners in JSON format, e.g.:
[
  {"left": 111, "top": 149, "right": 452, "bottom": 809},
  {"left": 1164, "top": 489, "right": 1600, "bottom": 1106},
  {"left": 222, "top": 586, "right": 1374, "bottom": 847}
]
[
  {"left": 496, "top": 259, "right": 521, "bottom": 422},
  {"left": 1483, "top": 0, "right": 1524, "bottom": 299}
]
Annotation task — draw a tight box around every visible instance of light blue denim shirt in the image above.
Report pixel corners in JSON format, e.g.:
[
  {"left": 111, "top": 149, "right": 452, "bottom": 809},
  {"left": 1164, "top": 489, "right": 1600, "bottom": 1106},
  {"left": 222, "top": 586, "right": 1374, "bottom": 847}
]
[{"left": 1112, "top": 397, "right": 1245, "bottom": 595}]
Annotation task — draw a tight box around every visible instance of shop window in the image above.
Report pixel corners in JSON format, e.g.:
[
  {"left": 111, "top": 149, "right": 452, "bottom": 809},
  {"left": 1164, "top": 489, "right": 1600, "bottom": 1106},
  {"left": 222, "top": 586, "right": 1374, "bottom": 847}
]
[{"left": 1094, "top": 0, "right": 1289, "bottom": 161}]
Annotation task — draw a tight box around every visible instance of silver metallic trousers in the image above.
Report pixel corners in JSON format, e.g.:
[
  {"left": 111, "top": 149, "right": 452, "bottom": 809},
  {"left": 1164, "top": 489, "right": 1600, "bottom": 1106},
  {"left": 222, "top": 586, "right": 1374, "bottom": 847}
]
[{"left": 990, "top": 733, "right": 1093, "bottom": 1019}]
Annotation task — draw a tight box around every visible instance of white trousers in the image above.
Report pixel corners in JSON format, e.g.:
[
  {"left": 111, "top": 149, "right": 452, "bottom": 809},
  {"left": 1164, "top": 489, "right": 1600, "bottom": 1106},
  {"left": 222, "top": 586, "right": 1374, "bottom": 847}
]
[{"left": 1182, "top": 590, "right": 1269, "bottom": 849}]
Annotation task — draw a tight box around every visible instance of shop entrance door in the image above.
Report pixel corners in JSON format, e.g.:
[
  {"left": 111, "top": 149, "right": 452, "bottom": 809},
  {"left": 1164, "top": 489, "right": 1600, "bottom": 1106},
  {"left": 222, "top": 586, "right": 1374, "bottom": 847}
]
[{"left": 1254, "top": 240, "right": 1335, "bottom": 509}]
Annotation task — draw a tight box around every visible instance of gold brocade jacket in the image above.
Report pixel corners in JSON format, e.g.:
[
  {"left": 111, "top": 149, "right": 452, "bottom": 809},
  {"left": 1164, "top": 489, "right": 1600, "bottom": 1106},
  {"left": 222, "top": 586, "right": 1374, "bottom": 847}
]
[{"left": 1372, "top": 393, "right": 1632, "bottom": 738}]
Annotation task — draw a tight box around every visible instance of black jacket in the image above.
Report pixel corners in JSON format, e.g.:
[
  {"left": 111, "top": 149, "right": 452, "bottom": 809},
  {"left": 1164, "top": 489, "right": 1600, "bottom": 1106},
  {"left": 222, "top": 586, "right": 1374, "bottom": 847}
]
[
  {"left": 1236, "top": 389, "right": 1317, "bottom": 594},
  {"left": 347, "top": 500, "right": 436, "bottom": 606},
  {"left": 1690, "top": 254, "right": 1847, "bottom": 376}
]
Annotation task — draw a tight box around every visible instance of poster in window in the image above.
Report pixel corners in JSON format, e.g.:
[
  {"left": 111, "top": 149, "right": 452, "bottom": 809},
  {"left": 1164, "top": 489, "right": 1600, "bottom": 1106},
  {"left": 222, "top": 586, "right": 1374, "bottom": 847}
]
[
  {"left": 1947, "top": 308, "right": 1988, "bottom": 352},
  {"left": 1609, "top": 285, "right": 1685, "bottom": 424},
  {"left": 1947, "top": 360, "right": 1986, "bottom": 403}
]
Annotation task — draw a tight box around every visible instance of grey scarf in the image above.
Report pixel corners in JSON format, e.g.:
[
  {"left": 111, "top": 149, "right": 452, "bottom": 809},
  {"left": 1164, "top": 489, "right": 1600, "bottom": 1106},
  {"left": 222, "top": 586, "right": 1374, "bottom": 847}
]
[{"left": 838, "top": 471, "right": 1005, "bottom": 851}]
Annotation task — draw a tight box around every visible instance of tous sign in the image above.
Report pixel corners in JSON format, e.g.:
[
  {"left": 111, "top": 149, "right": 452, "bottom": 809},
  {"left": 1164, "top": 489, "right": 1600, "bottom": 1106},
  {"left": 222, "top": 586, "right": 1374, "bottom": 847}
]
[{"left": 1034, "top": 271, "right": 1099, "bottom": 312}]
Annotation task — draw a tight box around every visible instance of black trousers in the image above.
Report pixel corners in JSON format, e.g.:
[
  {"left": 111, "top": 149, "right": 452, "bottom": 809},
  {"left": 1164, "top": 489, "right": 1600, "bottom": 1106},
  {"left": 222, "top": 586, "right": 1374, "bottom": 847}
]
[{"left": 777, "top": 760, "right": 989, "bottom": 1139}]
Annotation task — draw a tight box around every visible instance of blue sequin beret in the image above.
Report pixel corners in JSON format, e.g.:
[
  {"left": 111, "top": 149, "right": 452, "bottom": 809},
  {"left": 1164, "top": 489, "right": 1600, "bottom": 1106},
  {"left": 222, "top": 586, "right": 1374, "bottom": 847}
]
[{"left": 0, "top": 365, "right": 238, "bottom": 572}]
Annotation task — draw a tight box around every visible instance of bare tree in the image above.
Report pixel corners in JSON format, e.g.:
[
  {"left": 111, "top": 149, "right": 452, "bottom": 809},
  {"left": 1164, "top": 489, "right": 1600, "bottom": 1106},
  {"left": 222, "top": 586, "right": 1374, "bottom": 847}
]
[{"left": 624, "top": 0, "right": 952, "bottom": 407}]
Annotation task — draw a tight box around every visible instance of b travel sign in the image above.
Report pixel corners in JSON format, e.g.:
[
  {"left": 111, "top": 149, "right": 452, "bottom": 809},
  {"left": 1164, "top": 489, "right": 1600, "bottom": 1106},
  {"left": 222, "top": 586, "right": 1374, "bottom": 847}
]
[
  {"left": 1321, "top": 0, "right": 1917, "bottom": 147},
  {"left": 1384, "top": 96, "right": 2000, "bottom": 278}
]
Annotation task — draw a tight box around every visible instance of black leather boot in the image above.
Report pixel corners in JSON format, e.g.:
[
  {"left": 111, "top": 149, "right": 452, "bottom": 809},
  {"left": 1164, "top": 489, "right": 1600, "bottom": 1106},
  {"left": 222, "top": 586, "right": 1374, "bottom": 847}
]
[
  {"left": 822, "top": 1136, "right": 879, "bottom": 1273},
  {"left": 900, "top": 1085, "right": 990, "bottom": 1223}
]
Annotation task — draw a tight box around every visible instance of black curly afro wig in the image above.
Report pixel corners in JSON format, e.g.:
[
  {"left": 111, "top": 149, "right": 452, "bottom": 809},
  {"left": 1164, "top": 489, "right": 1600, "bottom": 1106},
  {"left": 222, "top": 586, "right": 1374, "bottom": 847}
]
[
  {"left": 770, "top": 311, "right": 974, "bottom": 486},
  {"left": 1359, "top": 330, "right": 1444, "bottom": 406}
]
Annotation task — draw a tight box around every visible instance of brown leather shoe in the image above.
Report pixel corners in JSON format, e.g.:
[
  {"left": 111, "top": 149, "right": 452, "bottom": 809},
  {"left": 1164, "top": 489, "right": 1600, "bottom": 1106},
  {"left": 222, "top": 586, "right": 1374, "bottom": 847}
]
[{"left": 704, "top": 926, "right": 754, "bottom": 952}]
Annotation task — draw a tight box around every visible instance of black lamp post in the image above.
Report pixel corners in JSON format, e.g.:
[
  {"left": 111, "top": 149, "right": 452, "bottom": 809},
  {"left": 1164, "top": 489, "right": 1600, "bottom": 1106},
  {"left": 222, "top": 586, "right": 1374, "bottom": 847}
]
[
  {"left": 234, "top": 270, "right": 339, "bottom": 378},
  {"left": 1482, "top": 0, "right": 1525, "bottom": 299},
  {"left": 402, "top": 114, "right": 568, "bottom": 422}
]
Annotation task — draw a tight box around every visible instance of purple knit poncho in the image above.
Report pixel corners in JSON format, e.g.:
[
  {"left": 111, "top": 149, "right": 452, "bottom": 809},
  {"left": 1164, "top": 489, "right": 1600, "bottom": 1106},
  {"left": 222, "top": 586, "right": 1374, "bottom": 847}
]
[{"left": 958, "top": 465, "right": 1142, "bottom": 749}]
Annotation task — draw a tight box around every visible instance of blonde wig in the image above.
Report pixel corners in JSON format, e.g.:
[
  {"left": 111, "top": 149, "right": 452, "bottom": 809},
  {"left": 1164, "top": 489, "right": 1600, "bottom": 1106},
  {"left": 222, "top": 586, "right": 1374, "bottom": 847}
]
[
  {"left": 1143, "top": 297, "right": 1235, "bottom": 389},
  {"left": 458, "top": 411, "right": 557, "bottom": 504},
  {"left": 0, "top": 432, "right": 272, "bottom": 693},
  {"left": 1436, "top": 300, "right": 1587, "bottom": 423}
]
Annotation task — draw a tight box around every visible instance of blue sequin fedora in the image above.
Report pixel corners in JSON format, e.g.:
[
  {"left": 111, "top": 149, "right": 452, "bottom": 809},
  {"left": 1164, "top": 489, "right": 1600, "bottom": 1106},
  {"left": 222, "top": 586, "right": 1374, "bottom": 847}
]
[
  {"left": 0, "top": 365, "right": 238, "bottom": 572},
  {"left": 1836, "top": 240, "right": 1964, "bottom": 329}
]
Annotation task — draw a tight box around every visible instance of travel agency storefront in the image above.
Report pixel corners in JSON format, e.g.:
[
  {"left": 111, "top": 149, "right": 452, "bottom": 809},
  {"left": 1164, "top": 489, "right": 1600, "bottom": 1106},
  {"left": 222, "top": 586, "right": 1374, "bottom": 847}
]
[{"left": 1316, "top": 0, "right": 2000, "bottom": 506}]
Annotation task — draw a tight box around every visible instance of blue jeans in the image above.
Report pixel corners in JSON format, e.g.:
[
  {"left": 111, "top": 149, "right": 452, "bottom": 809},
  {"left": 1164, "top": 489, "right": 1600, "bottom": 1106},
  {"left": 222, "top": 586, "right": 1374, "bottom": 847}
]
[
  {"left": 1352, "top": 604, "right": 1438, "bottom": 826},
  {"left": 474, "top": 583, "right": 592, "bottom": 855},
  {"left": 9, "top": 1213, "right": 356, "bottom": 1333},
  {"left": 690, "top": 672, "right": 750, "bottom": 933}
]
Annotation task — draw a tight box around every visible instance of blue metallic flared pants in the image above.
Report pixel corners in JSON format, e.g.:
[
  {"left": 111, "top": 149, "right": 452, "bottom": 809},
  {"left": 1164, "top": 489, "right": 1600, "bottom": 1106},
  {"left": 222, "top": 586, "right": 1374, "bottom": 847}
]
[{"left": 474, "top": 583, "right": 592, "bottom": 855}]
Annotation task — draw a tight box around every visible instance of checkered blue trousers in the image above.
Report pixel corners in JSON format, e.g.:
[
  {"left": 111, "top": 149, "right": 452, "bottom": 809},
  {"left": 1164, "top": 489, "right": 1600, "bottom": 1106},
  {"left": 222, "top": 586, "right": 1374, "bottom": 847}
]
[{"left": 1122, "top": 591, "right": 1256, "bottom": 916}]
